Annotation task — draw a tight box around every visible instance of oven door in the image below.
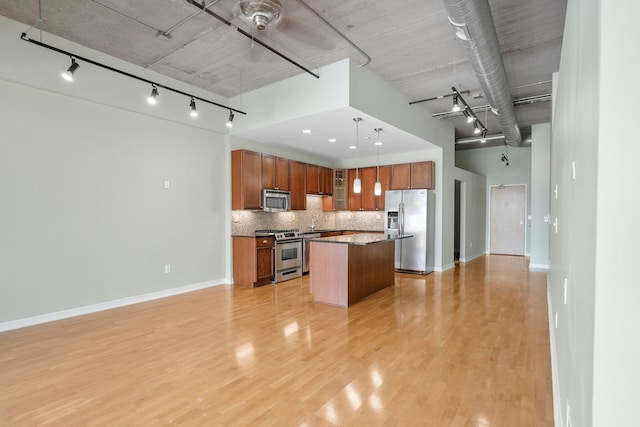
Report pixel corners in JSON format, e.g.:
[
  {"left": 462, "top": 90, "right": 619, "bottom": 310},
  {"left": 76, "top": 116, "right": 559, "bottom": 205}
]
[{"left": 275, "top": 239, "right": 302, "bottom": 271}]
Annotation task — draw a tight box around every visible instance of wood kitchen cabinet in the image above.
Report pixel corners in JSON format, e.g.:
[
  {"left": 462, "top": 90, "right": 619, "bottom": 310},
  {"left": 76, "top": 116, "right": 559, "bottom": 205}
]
[
  {"left": 289, "top": 160, "right": 307, "bottom": 210},
  {"left": 390, "top": 161, "right": 435, "bottom": 190},
  {"left": 262, "top": 154, "right": 289, "bottom": 191},
  {"left": 306, "top": 165, "right": 333, "bottom": 195},
  {"left": 232, "top": 149, "right": 262, "bottom": 210},
  {"left": 323, "top": 169, "right": 347, "bottom": 212},
  {"left": 232, "top": 236, "right": 274, "bottom": 287},
  {"left": 348, "top": 166, "right": 390, "bottom": 211}
]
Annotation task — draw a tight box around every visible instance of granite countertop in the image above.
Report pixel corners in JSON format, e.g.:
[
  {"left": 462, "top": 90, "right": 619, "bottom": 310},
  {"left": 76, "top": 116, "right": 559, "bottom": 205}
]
[
  {"left": 309, "top": 233, "right": 413, "bottom": 246},
  {"left": 301, "top": 229, "right": 383, "bottom": 234}
]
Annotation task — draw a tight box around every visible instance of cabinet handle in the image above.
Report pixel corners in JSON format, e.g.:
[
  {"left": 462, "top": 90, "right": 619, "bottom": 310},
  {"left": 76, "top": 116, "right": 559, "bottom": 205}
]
[{"left": 262, "top": 240, "right": 267, "bottom": 244}]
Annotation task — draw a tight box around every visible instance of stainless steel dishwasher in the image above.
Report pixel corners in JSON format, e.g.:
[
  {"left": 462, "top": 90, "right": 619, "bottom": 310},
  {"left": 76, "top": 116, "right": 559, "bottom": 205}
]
[{"left": 303, "top": 233, "right": 321, "bottom": 274}]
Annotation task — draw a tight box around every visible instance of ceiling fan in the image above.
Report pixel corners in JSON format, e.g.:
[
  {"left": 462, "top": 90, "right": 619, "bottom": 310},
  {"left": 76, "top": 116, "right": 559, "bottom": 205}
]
[{"left": 237, "top": 0, "right": 283, "bottom": 31}]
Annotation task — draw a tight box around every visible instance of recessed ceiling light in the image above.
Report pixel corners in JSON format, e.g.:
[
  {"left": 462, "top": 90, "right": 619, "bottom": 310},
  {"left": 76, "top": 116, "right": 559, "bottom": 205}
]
[
  {"left": 328, "top": 138, "right": 337, "bottom": 143},
  {"left": 302, "top": 129, "right": 312, "bottom": 134},
  {"left": 348, "top": 145, "right": 356, "bottom": 150},
  {"left": 374, "top": 141, "right": 383, "bottom": 146}
]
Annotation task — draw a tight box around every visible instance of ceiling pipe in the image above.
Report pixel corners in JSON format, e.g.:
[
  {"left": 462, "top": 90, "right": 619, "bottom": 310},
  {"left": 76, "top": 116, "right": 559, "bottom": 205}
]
[{"left": 441, "top": 0, "right": 522, "bottom": 145}]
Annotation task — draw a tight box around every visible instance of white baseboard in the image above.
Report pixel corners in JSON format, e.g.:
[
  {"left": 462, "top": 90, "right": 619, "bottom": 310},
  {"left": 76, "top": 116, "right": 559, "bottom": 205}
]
[
  {"left": 435, "top": 263, "right": 455, "bottom": 272},
  {"left": 460, "top": 252, "right": 484, "bottom": 263},
  {"left": 547, "top": 279, "right": 562, "bottom": 427},
  {"left": 0, "top": 278, "right": 229, "bottom": 333},
  {"left": 530, "top": 263, "right": 550, "bottom": 272}
]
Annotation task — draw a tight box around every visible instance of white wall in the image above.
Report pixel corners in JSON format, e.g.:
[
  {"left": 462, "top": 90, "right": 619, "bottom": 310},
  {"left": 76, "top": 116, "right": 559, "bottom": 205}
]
[
  {"left": 0, "top": 17, "right": 229, "bottom": 327},
  {"left": 455, "top": 145, "right": 532, "bottom": 254},
  {"left": 530, "top": 123, "right": 551, "bottom": 270},
  {"left": 453, "top": 168, "right": 487, "bottom": 261},
  {"left": 550, "top": 0, "right": 640, "bottom": 425}
]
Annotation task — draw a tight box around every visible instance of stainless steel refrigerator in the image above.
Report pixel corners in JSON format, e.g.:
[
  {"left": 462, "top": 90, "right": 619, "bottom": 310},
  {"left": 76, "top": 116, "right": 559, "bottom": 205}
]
[{"left": 384, "top": 189, "right": 435, "bottom": 273}]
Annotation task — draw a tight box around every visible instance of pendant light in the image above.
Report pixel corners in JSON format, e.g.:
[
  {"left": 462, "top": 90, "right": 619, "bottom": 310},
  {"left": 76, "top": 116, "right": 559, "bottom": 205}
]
[
  {"left": 374, "top": 128, "right": 382, "bottom": 196},
  {"left": 353, "top": 117, "right": 362, "bottom": 194}
]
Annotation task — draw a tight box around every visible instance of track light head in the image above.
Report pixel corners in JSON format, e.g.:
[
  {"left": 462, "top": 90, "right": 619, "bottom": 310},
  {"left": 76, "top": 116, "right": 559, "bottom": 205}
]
[
  {"left": 473, "top": 122, "right": 481, "bottom": 134},
  {"left": 501, "top": 153, "right": 509, "bottom": 166},
  {"left": 480, "top": 129, "right": 487, "bottom": 143},
  {"left": 466, "top": 109, "right": 476, "bottom": 123},
  {"left": 147, "top": 85, "right": 159, "bottom": 105},
  {"left": 189, "top": 97, "right": 198, "bottom": 117},
  {"left": 452, "top": 95, "right": 460, "bottom": 112},
  {"left": 62, "top": 57, "right": 79, "bottom": 81},
  {"left": 226, "top": 110, "right": 234, "bottom": 128}
]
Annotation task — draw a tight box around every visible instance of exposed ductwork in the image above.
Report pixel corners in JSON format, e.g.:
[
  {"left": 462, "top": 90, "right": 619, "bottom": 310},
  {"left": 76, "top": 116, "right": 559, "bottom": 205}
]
[{"left": 441, "top": 0, "right": 522, "bottom": 145}]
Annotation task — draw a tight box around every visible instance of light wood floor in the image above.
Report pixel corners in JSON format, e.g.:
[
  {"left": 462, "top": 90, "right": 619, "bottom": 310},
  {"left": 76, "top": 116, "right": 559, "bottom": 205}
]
[{"left": 0, "top": 255, "right": 553, "bottom": 426}]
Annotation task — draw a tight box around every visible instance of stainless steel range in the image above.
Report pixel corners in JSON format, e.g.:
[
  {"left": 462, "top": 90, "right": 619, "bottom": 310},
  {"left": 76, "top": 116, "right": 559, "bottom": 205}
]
[{"left": 254, "top": 229, "right": 303, "bottom": 283}]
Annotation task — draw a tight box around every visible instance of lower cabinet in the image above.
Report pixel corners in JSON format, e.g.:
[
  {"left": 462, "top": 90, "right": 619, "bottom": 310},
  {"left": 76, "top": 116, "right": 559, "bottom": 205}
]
[{"left": 233, "top": 236, "right": 274, "bottom": 287}]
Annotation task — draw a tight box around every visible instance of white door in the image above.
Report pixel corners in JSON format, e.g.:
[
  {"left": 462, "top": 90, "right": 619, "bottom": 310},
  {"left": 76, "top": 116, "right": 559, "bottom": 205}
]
[{"left": 490, "top": 185, "right": 526, "bottom": 256}]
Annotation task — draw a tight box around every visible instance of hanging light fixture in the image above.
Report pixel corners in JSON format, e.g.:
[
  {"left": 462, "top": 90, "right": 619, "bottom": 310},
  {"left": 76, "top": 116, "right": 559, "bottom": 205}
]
[
  {"left": 353, "top": 117, "right": 362, "bottom": 194},
  {"left": 62, "top": 57, "right": 79, "bottom": 81},
  {"left": 480, "top": 107, "right": 488, "bottom": 142},
  {"left": 374, "top": 128, "right": 382, "bottom": 196},
  {"left": 226, "top": 110, "right": 234, "bottom": 128},
  {"left": 147, "top": 84, "right": 159, "bottom": 105},
  {"left": 189, "top": 97, "right": 198, "bottom": 117}
]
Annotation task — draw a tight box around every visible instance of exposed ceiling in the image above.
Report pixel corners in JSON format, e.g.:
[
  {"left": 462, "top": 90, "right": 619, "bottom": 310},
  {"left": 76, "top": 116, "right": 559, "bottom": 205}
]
[{"left": 0, "top": 0, "right": 567, "bottom": 157}]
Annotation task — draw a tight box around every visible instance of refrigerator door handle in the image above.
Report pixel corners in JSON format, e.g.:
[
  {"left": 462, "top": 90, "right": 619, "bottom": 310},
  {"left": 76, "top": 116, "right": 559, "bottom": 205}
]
[{"left": 399, "top": 202, "right": 405, "bottom": 236}]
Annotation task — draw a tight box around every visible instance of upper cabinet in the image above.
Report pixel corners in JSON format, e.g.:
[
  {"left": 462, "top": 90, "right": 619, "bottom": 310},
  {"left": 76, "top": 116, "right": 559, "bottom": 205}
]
[
  {"left": 289, "top": 160, "right": 307, "bottom": 210},
  {"left": 323, "top": 169, "right": 347, "bottom": 212},
  {"left": 347, "top": 166, "right": 390, "bottom": 211},
  {"left": 390, "top": 161, "right": 435, "bottom": 190},
  {"left": 232, "top": 149, "right": 262, "bottom": 210},
  {"left": 306, "top": 165, "right": 333, "bottom": 195},
  {"left": 262, "top": 154, "right": 289, "bottom": 191}
]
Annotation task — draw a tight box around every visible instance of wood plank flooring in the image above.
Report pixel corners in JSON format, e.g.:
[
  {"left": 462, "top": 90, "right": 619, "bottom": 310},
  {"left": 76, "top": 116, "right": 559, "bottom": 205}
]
[{"left": 0, "top": 255, "right": 553, "bottom": 426}]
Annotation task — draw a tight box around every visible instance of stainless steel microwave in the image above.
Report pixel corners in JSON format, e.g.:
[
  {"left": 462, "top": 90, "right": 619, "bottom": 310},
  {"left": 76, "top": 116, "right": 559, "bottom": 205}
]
[{"left": 262, "top": 189, "right": 290, "bottom": 212}]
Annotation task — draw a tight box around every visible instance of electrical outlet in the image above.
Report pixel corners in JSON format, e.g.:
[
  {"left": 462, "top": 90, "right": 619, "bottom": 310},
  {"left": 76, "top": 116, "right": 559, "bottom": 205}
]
[{"left": 164, "top": 264, "right": 171, "bottom": 274}]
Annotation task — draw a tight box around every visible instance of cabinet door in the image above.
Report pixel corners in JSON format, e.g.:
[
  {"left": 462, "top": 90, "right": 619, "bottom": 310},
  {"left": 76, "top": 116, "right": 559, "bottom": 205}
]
[
  {"left": 289, "top": 160, "right": 307, "bottom": 210},
  {"left": 306, "top": 164, "right": 319, "bottom": 194},
  {"left": 319, "top": 167, "right": 333, "bottom": 195},
  {"left": 333, "top": 169, "right": 347, "bottom": 210},
  {"left": 347, "top": 168, "right": 362, "bottom": 211},
  {"left": 377, "top": 165, "right": 391, "bottom": 210},
  {"left": 256, "top": 246, "right": 274, "bottom": 285},
  {"left": 390, "top": 163, "right": 411, "bottom": 190},
  {"left": 411, "top": 161, "right": 434, "bottom": 189},
  {"left": 261, "top": 154, "right": 276, "bottom": 189},
  {"left": 275, "top": 157, "right": 290, "bottom": 190},
  {"left": 232, "top": 149, "right": 262, "bottom": 210},
  {"left": 360, "top": 167, "right": 378, "bottom": 211}
]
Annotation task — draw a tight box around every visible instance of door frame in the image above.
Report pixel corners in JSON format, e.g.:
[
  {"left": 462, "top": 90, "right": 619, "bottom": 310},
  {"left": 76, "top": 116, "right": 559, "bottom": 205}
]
[{"left": 488, "top": 184, "right": 528, "bottom": 256}]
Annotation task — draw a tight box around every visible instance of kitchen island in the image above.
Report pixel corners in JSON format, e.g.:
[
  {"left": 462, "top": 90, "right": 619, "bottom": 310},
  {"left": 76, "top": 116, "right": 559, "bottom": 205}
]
[{"left": 309, "top": 233, "right": 411, "bottom": 307}]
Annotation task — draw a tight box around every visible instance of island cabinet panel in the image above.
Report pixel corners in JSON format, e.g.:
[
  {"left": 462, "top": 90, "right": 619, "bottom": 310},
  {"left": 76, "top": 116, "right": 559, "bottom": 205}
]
[
  {"left": 310, "top": 239, "right": 395, "bottom": 307},
  {"left": 233, "top": 236, "right": 274, "bottom": 287},
  {"left": 232, "top": 149, "right": 262, "bottom": 210},
  {"left": 262, "top": 154, "right": 289, "bottom": 191},
  {"left": 289, "top": 160, "right": 307, "bottom": 210},
  {"left": 306, "top": 164, "right": 320, "bottom": 194}
]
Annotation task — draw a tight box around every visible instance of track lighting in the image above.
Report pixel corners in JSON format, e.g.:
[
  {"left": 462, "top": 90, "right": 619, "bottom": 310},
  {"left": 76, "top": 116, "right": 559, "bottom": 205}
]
[
  {"left": 62, "top": 57, "right": 79, "bottom": 81},
  {"left": 189, "top": 97, "right": 198, "bottom": 117},
  {"left": 20, "top": 33, "right": 247, "bottom": 126},
  {"left": 452, "top": 95, "right": 460, "bottom": 112},
  {"left": 501, "top": 153, "right": 509, "bottom": 166},
  {"left": 480, "top": 129, "right": 487, "bottom": 143},
  {"left": 226, "top": 110, "right": 234, "bottom": 128},
  {"left": 147, "top": 85, "right": 159, "bottom": 105},
  {"left": 473, "top": 122, "right": 481, "bottom": 134},
  {"left": 464, "top": 109, "right": 475, "bottom": 123}
]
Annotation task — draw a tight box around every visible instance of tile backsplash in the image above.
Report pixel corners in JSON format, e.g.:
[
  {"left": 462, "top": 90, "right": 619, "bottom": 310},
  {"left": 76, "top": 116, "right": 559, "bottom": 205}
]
[{"left": 231, "top": 195, "right": 385, "bottom": 235}]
